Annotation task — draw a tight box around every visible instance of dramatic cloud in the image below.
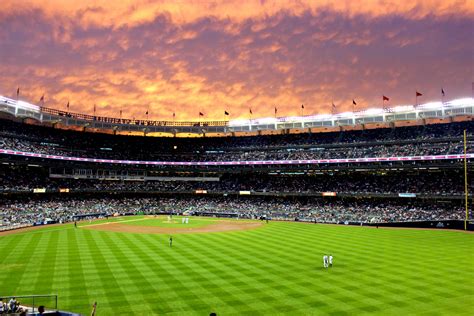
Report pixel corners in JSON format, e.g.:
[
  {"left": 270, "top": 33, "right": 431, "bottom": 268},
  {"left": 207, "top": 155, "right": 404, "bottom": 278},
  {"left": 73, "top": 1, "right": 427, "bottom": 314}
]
[{"left": 0, "top": 1, "right": 473, "bottom": 120}]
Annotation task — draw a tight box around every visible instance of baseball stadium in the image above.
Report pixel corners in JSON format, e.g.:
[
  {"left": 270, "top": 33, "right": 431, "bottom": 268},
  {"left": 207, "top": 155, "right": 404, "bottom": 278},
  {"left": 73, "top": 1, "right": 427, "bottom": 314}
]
[
  {"left": 1, "top": 1, "right": 474, "bottom": 315},
  {"left": 0, "top": 95, "right": 473, "bottom": 315}
]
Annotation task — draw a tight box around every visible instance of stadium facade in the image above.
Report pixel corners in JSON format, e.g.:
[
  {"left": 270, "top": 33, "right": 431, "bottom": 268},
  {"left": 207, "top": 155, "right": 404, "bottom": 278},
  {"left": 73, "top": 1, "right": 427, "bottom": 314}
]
[{"left": 1, "top": 94, "right": 473, "bottom": 135}]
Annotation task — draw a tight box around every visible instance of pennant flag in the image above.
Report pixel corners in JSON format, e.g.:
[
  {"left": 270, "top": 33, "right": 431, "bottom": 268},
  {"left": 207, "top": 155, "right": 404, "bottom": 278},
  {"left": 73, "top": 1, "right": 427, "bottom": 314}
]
[
  {"left": 199, "top": 112, "right": 204, "bottom": 116},
  {"left": 383, "top": 95, "right": 389, "bottom": 101},
  {"left": 301, "top": 104, "right": 304, "bottom": 109},
  {"left": 66, "top": 101, "right": 70, "bottom": 109},
  {"left": 352, "top": 99, "right": 357, "bottom": 105},
  {"left": 120, "top": 110, "right": 122, "bottom": 117},
  {"left": 173, "top": 112, "right": 175, "bottom": 117},
  {"left": 416, "top": 91, "right": 423, "bottom": 97},
  {"left": 274, "top": 107, "right": 277, "bottom": 114},
  {"left": 249, "top": 108, "right": 253, "bottom": 115},
  {"left": 16, "top": 87, "right": 19, "bottom": 97},
  {"left": 441, "top": 88, "right": 445, "bottom": 97},
  {"left": 224, "top": 111, "right": 229, "bottom": 116},
  {"left": 40, "top": 94, "right": 44, "bottom": 102}
]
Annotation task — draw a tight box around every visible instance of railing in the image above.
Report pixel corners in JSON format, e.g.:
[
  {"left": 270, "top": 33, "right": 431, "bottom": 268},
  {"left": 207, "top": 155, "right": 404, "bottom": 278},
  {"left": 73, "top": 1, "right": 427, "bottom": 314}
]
[
  {"left": 0, "top": 148, "right": 472, "bottom": 166},
  {"left": 41, "top": 106, "right": 228, "bottom": 127},
  {"left": 0, "top": 294, "right": 58, "bottom": 314}
]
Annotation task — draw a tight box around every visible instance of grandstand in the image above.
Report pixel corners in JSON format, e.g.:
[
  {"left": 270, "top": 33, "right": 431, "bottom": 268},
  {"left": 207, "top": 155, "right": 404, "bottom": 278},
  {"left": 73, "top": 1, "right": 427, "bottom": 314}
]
[
  {"left": 0, "top": 96, "right": 472, "bottom": 230},
  {"left": 0, "top": 97, "right": 472, "bottom": 315}
]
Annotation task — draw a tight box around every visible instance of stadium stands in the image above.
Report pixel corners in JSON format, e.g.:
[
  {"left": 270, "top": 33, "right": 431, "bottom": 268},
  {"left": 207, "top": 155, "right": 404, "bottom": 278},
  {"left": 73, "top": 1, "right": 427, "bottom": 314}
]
[
  {"left": 0, "top": 116, "right": 471, "bottom": 231},
  {"left": 0, "top": 118, "right": 472, "bottom": 162}
]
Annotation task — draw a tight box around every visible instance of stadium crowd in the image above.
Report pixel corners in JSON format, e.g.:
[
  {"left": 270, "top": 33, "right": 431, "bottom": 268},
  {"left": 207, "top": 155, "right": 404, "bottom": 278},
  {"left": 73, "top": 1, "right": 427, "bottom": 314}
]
[
  {"left": 0, "top": 119, "right": 471, "bottom": 232},
  {"left": 1, "top": 136, "right": 471, "bottom": 161},
  {"left": 0, "top": 196, "right": 464, "bottom": 231},
  {"left": 0, "top": 119, "right": 472, "bottom": 162},
  {"left": 0, "top": 167, "right": 468, "bottom": 195}
]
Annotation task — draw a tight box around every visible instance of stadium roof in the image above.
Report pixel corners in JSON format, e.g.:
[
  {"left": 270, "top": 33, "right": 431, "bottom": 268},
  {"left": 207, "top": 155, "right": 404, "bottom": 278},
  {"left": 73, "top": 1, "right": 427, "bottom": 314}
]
[{"left": 1, "top": 95, "right": 473, "bottom": 135}]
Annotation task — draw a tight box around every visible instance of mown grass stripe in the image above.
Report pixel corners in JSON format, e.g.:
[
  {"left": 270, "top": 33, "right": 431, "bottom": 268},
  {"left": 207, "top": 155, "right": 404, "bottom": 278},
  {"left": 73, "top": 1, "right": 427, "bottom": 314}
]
[
  {"left": 97, "top": 232, "right": 156, "bottom": 314},
  {"left": 76, "top": 229, "right": 133, "bottom": 315},
  {"left": 132, "top": 233, "right": 220, "bottom": 314}
]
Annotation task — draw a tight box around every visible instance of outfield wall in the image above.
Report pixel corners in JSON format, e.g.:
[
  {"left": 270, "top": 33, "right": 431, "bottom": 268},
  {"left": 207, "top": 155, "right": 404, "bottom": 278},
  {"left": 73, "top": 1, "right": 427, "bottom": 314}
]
[{"left": 370, "top": 220, "right": 474, "bottom": 231}]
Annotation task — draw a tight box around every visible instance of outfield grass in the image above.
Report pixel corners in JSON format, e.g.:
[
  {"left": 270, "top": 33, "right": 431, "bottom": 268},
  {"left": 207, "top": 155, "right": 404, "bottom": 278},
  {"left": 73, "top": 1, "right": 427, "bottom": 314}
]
[{"left": 0, "top": 218, "right": 473, "bottom": 315}]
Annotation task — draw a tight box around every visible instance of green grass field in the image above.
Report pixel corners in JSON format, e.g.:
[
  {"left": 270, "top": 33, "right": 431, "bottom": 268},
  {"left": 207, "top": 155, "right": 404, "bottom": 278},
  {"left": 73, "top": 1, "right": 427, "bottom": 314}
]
[{"left": 0, "top": 217, "right": 473, "bottom": 315}]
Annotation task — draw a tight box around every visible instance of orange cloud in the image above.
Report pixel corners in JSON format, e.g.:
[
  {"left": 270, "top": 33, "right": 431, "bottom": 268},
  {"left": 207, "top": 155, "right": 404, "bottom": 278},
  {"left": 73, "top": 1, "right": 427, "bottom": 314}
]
[
  {"left": 2, "top": 0, "right": 473, "bottom": 29},
  {"left": 0, "top": 1, "right": 472, "bottom": 122}
]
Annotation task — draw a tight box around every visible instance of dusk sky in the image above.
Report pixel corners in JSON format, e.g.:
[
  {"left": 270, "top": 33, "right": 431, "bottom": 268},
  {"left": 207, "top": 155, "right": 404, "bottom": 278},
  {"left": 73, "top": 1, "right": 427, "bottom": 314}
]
[{"left": 1, "top": 0, "right": 473, "bottom": 121}]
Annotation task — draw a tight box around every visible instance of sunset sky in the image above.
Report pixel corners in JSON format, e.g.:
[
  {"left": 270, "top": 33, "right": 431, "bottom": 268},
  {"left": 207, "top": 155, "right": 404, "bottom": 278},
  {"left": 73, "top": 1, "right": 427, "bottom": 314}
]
[{"left": 1, "top": 0, "right": 473, "bottom": 121}]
